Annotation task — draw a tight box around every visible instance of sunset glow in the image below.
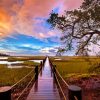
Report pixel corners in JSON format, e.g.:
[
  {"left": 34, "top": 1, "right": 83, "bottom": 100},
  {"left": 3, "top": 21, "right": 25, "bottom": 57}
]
[{"left": 0, "top": 0, "right": 83, "bottom": 55}]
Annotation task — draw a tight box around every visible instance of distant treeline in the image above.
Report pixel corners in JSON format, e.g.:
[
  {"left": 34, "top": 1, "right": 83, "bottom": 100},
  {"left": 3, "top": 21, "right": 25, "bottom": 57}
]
[{"left": 0, "top": 53, "right": 9, "bottom": 56}]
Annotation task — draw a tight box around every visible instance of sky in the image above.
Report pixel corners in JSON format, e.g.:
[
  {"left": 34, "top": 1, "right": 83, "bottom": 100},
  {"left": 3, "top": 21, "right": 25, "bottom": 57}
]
[{"left": 0, "top": 0, "right": 83, "bottom": 56}]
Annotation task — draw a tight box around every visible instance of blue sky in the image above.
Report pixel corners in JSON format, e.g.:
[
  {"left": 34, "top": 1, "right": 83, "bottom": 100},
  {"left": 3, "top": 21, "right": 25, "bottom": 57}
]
[
  {"left": 0, "top": 33, "right": 60, "bottom": 56},
  {"left": 0, "top": 0, "right": 83, "bottom": 56}
]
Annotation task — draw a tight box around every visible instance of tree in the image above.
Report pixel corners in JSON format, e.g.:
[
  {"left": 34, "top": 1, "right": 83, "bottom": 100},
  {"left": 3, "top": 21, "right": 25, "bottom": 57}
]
[
  {"left": 56, "top": 47, "right": 65, "bottom": 56},
  {"left": 47, "top": 0, "right": 100, "bottom": 55}
]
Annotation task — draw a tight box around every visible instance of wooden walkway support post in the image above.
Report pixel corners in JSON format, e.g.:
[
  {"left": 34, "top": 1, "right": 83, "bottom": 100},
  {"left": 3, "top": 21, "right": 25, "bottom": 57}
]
[
  {"left": 68, "top": 85, "right": 82, "bottom": 100},
  {"left": 35, "top": 65, "right": 38, "bottom": 80},
  {"left": 43, "top": 59, "right": 45, "bottom": 66},
  {"left": 53, "top": 65, "right": 56, "bottom": 79},
  {"left": 0, "top": 86, "right": 11, "bottom": 100},
  {"left": 40, "top": 61, "right": 43, "bottom": 70},
  {"left": 53, "top": 65, "right": 56, "bottom": 73}
]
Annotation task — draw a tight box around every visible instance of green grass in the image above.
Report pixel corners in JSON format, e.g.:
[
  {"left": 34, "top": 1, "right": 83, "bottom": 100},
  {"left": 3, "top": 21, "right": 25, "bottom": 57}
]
[
  {"left": 22, "top": 61, "right": 40, "bottom": 67},
  {"left": 8, "top": 56, "right": 45, "bottom": 61},
  {"left": 0, "top": 65, "right": 33, "bottom": 86},
  {"left": 0, "top": 56, "right": 43, "bottom": 86},
  {"left": 52, "top": 56, "right": 100, "bottom": 78}
]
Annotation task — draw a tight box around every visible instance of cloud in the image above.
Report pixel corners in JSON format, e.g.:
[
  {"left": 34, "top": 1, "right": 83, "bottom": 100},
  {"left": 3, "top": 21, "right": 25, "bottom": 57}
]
[
  {"left": 21, "top": 44, "right": 41, "bottom": 49},
  {"left": 0, "top": 0, "right": 83, "bottom": 39},
  {"left": 0, "top": 8, "right": 13, "bottom": 38},
  {"left": 88, "top": 42, "right": 100, "bottom": 55},
  {"left": 39, "top": 47, "right": 58, "bottom": 54},
  {"left": 63, "top": 0, "right": 83, "bottom": 11}
]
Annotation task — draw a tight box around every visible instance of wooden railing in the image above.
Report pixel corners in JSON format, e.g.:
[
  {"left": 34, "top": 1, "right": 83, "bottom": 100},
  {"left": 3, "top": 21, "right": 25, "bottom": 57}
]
[
  {"left": 11, "top": 68, "right": 35, "bottom": 100},
  {"left": 49, "top": 58, "right": 82, "bottom": 100},
  {"left": 0, "top": 60, "right": 44, "bottom": 100},
  {"left": 0, "top": 57, "right": 82, "bottom": 100}
]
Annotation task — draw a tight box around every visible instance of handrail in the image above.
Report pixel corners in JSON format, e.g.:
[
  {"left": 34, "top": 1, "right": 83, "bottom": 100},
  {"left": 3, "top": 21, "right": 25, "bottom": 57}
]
[
  {"left": 55, "top": 67, "right": 69, "bottom": 87},
  {"left": 11, "top": 68, "right": 35, "bottom": 100},
  {"left": 49, "top": 58, "right": 67, "bottom": 100},
  {"left": 54, "top": 67, "right": 79, "bottom": 100},
  {"left": 15, "top": 63, "right": 43, "bottom": 100},
  {"left": 17, "top": 74, "right": 35, "bottom": 100},
  {"left": 11, "top": 68, "right": 34, "bottom": 88},
  {"left": 74, "top": 96, "right": 78, "bottom": 100},
  {"left": 54, "top": 71, "right": 67, "bottom": 100},
  {"left": 11, "top": 61, "right": 43, "bottom": 100},
  {"left": 55, "top": 67, "right": 79, "bottom": 100},
  {"left": 49, "top": 58, "right": 80, "bottom": 100}
]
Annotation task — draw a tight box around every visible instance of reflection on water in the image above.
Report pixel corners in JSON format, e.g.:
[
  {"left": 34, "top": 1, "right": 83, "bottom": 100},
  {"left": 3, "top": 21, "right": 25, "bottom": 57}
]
[
  {"left": 34, "top": 57, "right": 58, "bottom": 91},
  {"left": 0, "top": 57, "right": 8, "bottom": 60},
  {"left": 29, "top": 60, "right": 43, "bottom": 63},
  {"left": 0, "top": 61, "right": 24, "bottom": 68},
  {"left": 0, "top": 59, "right": 43, "bottom": 68},
  {"left": 34, "top": 80, "right": 38, "bottom": 92},
  {"left": 0, "top": 61, "right": 24, "bottom": 64},
  {"left": 55, "top": 59, "right": 62, "bottom": 60}
]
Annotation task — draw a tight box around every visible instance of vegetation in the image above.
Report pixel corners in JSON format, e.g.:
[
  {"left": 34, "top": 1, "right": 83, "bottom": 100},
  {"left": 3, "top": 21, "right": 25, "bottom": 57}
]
[
  {"left": 0, "top": 65, "right": 33, "bottom": 86},
  {"left": 22, "top": 61, "right": 40, "bottom": 67},
  {"left": 8, "top": 56, "right": 45, "bottom": 61},
  {"left": 47, "top": 0, "right": 100, "bottom": 55},
  {"left": 0, "top": 53, "right": 9, "bottom": 56},
  {"left": 52, "top": 56, "right": 100, "bottom": 78},
  {"left": 0, "top": 56, "right": 43, "bottom": 86},
  {"left": 88, "top": 62, "right": 100, "bottom": 73}
]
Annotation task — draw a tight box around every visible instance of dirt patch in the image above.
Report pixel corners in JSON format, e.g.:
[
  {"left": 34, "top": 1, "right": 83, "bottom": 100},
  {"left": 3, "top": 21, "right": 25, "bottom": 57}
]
[{"left": 65, "top": 75, "right": 100, "bottom": 100}]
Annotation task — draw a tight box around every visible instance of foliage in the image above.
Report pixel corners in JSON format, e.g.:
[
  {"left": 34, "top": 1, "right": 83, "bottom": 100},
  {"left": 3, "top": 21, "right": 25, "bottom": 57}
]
[
  {"left": 47, "top": 0, "right": 100, "bottom": 55},
  {"left": 8, "top": 57, "right": 27, "bottom": 61},
  {"left": 0, "top": 66, "right": 33, "bottom": 86},
  {"left": 88, "top": 62, "right": 100, "bottom": 73},
  {"left": 52, "top": 56, "right": 100, "bottom": 78},
  {"left": 23, "top": 61, "right": 39, "bottom": 66},
  {"left": 8, "top": 56, "right": 45, "bottom": 61}
]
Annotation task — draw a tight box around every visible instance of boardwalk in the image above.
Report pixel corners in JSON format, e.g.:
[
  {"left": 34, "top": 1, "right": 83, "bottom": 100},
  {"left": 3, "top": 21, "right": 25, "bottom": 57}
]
[{"left": 26, "top": 57, "right": 60, "bottom": 100}]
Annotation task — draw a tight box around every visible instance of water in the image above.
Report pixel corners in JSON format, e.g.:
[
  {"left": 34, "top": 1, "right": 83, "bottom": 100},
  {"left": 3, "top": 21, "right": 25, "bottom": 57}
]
[
  {"left": 0, "top": 61, "right": 24, "bottom": 68},
  {"left": 0, "top": 61, "right": 23, "bottom": 64},
  {"left": 0, "top": 57, "right": 8, "bottom": 60},
  {"left": 55, "top": 59, "right": 62, "bottom": 60},
  {"left": 0, "top": 59, "right": 43, "bottom": 68},
  {"left": 30, "top": 60, "right": 43, "bottom": 63}
]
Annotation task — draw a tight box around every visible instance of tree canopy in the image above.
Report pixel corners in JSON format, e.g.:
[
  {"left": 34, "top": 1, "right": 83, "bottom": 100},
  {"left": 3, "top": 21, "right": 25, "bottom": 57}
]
[{"left": 47, "top": 0, "right": 100, "bottom": 56}]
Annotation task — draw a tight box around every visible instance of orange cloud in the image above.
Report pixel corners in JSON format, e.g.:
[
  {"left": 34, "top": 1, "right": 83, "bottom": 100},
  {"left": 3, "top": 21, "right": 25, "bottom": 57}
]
[
  {"left": 0, "top": 0, "right": 83, "bottom": 38},
  {"left": 0, "top": 8, "right": 13, "bottom": 38},
  {"left": 21, "top": 0, "right": 61, "bottom": 17}
]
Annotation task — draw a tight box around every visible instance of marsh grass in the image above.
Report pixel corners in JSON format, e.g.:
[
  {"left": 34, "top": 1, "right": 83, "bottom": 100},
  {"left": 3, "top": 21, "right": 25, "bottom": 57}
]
[
  {"left": 22, "top": 61, "right": 40, "bottom": 67},
  {"left": 8, "top": 56, "right": 45, "bottom": 61},
  {"left": 0, "top": 56, "right": 43, "bottom": 86},
  {"left": 52, "top": 57, "right": 100, "bottom": 78},
  {"left": 0, "top": 65, "right": 33, "bottom": 86}
]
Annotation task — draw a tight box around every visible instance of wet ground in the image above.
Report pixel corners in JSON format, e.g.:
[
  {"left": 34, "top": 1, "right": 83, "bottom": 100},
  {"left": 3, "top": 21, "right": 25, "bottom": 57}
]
[{"left": 65, "top": 75, "right": 100, "bottom": 100}]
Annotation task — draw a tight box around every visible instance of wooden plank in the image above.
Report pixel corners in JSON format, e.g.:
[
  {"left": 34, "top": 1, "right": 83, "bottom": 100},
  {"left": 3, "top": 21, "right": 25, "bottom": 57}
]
[{"left": 26, "top": 57, "right": 60, "bottom": 100}]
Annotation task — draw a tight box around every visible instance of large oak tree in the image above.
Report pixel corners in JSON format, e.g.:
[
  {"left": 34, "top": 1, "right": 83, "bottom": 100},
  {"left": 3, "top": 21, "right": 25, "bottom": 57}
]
[{"left": 47, "top": 0, "right": 100, "bottom": 56}]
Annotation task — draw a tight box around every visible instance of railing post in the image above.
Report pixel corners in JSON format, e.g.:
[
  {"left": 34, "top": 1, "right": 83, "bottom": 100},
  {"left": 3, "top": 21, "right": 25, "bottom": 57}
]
[
  {"left": 35, "top": 65, "right": 38, "bottom": 80},
  {"left": 53, "top": 65, "right": 56, "bottom": 79},
  {"left": 53, "top": 65, "right": 56, "bottom": 73},
  {"left": 43, "top": 59, "right": 45, "bottom": 66},
  {"left": 40, "top": 61, "right": 43, "bottom": 70},
  {"left": 68, "top": 85, "right": 82, "bottom": 100},
  {"left": 0, "top": 86, "right": 11, "bottom": 100}
]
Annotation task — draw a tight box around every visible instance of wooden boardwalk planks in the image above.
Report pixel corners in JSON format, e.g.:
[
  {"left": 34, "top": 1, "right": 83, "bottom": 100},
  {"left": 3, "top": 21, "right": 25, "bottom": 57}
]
[{"left": 26, "top": 57, "right": 60, "bottom": 100}]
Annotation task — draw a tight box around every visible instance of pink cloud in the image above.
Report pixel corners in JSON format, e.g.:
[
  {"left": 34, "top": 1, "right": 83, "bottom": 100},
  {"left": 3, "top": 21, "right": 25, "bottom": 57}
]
[
  {"left": 63, "top": 0, "right": 83, "bottom": 10},
  {"left": 0, "top": 0, "right": 83, "bottom": 38}
]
